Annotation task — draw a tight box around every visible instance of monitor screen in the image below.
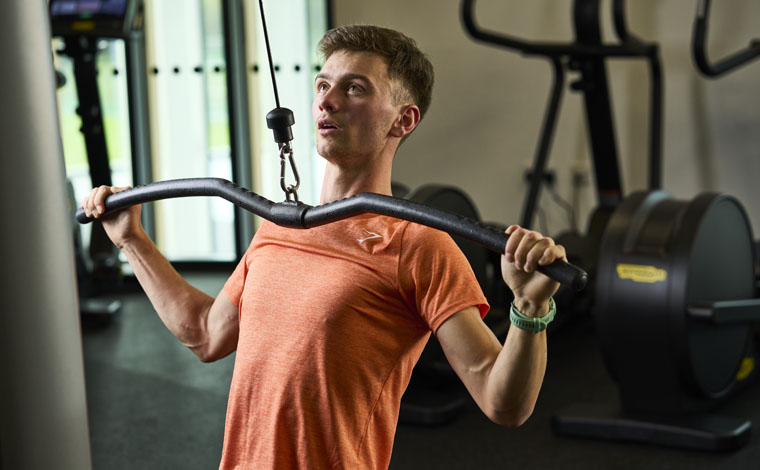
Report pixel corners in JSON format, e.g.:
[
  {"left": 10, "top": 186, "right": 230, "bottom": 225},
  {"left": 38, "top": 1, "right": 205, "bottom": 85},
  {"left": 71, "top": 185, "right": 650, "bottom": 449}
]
[{"left": 50, "top": 0, "right": 128, "bottom": 19}]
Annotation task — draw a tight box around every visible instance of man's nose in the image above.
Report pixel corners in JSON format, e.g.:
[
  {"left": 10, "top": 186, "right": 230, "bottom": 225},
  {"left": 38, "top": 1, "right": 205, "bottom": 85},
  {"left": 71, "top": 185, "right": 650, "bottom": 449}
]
[{"left": 317, "top": 88, "right": 338, "bottom": 112}]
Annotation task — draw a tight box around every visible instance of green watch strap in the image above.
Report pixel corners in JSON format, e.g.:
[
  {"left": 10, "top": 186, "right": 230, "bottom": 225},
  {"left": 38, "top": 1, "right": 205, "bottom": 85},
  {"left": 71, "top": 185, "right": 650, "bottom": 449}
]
[{"left": 509, "top": 298, "right": 556, "bottom": 333}]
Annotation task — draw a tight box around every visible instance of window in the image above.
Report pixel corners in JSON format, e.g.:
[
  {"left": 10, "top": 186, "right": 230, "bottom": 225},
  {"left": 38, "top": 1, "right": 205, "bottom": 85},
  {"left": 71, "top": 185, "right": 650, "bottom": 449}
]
[
  {"left": 57, "top": 0, "right": 329, "bottom": 262},
  {"left": 247, "top": 0, "right": 328, "bottom": 206},
  {"left": 55, "top": 38, "right": 133, "bottom": 250}
]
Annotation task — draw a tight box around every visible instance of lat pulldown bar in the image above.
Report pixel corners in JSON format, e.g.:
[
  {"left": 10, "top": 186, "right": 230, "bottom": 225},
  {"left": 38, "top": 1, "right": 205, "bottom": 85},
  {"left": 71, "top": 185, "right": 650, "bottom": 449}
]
[{"left": 75, "top": 178, "right": 589, "bottom": 292}]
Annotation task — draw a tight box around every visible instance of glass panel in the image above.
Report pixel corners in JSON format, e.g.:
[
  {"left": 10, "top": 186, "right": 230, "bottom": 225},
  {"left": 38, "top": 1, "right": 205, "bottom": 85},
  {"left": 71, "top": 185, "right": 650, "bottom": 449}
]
[
  {"left": 247, "top": 0, "right": 327, "bottom": 206},
  {"left": 55, "top": 38, "right": 133, "bottom": 252},
  {"left": 56, "top": 0, "right": 329, "bottom": 262},
  {"left": 202, "top": 0, "right": 236, "bottom": 259},
  {"left": 306, "top": 0, "right": 329, "bottom": 195},
  {"left": 147, "top": 0, "right": 236, "bottom": 261}
]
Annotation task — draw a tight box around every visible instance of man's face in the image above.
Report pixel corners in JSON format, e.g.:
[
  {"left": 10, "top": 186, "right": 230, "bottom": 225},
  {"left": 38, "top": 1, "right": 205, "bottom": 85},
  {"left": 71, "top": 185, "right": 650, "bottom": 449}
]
[{"left": 312, "top": 51, "right": 402, "bottom": 163}]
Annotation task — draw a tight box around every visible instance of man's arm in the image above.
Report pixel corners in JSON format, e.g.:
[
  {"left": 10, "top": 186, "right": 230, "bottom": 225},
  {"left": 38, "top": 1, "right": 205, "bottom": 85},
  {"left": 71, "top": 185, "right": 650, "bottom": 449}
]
[
  {"left": 436, "top": 306, "right": 546, "bottom": 426},
  {"left": 436, "top": 225, "right": 563, "bottom": 427},
  {"left": 119, "top": 232, "right": 240, "bottom": 362},
  {"left": 82, "top": 186, "right": 239, "bottom": 362}
]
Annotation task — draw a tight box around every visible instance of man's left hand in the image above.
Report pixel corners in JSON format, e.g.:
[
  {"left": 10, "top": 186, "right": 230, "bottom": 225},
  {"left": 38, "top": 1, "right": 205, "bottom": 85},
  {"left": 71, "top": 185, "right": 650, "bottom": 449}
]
[{"left": 501, "top": 225, "right": 566, "bottom": 318}]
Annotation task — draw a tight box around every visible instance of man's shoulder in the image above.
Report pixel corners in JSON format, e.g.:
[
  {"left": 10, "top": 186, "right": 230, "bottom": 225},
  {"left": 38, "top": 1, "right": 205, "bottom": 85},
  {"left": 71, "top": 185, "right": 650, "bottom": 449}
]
[{"left": 400, "top": 221, "right": 458, "bottom": 250}]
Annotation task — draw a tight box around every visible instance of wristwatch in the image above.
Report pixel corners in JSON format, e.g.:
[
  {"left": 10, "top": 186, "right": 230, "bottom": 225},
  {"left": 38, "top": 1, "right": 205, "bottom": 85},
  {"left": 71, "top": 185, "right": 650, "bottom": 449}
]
[{"left": 509, "top": 297, "right": 556, "bottom": 333}]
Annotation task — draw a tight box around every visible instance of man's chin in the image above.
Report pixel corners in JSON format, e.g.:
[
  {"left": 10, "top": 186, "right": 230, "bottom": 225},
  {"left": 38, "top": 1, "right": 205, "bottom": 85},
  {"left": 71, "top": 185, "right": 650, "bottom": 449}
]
[{"left": 316, "top": 143, "right": 348, "bottom": 161}]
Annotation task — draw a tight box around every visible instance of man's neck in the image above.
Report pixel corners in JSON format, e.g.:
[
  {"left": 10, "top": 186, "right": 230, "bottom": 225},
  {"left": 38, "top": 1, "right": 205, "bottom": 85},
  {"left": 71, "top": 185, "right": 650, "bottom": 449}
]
[{"left": 319, "top": 158, "right": 393, "bottom": 204}]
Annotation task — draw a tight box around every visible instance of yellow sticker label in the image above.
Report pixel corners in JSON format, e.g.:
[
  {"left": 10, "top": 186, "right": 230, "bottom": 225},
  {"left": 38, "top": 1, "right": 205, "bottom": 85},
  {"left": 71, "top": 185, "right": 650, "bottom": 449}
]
[
  {"left": 737, "top": 357, "right": 755, "bottom": 381},
  {"left": 616, "top": 264, "right": 667, "bottom": 283},
  {"left": 72, "top": 21, "right": 96, "bottom": 32}
]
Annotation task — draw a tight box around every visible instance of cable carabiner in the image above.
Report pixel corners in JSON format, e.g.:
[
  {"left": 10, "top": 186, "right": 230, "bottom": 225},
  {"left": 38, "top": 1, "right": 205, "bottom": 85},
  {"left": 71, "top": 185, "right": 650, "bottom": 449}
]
[{"left": 279, "top": 143, "right": 300, "bottom": 202}]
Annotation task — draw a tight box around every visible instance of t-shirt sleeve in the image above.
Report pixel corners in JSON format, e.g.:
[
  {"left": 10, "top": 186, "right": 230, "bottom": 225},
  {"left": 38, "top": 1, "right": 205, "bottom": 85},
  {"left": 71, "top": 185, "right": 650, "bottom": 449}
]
[
  {"left": 398, "top": 223, "right": 490, "bottom": 333},
  {"left": 224, "top": 232, "right": 258, "bottom": 307}
]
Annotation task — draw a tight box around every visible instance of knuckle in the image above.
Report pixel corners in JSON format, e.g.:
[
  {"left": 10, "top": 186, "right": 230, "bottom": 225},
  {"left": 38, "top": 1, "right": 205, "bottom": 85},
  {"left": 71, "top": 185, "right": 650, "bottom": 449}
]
[{"left": 523, "top": 231, "right": 538, "bottom": 241}]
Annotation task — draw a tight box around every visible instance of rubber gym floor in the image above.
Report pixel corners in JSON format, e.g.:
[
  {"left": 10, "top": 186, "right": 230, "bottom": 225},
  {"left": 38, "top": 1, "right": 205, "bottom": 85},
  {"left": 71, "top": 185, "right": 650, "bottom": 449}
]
[{"left": 82, "top": 272, "right": 760, "bottom": 469}]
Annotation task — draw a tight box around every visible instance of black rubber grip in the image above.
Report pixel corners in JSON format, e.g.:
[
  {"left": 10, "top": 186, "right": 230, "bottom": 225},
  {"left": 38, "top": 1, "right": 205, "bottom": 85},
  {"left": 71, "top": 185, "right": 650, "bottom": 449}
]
[{"left": 76, "top": 178, "right": 588, "bottom": 291}]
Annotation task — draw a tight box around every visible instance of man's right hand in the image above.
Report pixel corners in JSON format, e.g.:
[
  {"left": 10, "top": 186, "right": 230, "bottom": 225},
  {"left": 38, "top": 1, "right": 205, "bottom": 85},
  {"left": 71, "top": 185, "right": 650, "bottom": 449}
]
[{"left": 80, "top": 185, "right": 143, "bottom": 249}]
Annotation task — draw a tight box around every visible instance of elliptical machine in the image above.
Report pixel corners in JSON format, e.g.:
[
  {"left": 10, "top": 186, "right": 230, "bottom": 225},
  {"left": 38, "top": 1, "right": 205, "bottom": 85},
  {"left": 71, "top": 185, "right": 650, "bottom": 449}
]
[
  {"left": 464, "top": 0, "right": 760, "bottom": 451},
  {"left": 462, "top": 0, "right": 664, "bottom": 330},
  {"left": 404, "top": 0, "right": 667, "bottom": 427},
  {"left": 691, "top": 0, "right": 760, "bottom": 296}
]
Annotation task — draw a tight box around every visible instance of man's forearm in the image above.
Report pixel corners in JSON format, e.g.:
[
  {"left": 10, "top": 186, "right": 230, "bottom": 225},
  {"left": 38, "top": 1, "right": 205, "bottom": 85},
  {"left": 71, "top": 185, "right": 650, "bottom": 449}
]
[
  {"left": 485, "top": 300, "right": 549, "bottom": 426},
  {"left": 119, "top": 231, "right": 215, "bottom": 350},
  {"left": 485, "top": 326, "right": 547, "bottom": 426}
]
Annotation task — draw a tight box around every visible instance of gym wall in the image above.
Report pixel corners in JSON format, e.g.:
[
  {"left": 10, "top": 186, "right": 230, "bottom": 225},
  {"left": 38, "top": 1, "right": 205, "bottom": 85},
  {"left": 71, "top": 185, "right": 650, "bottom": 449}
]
[{"left": 332, "top": 0, "right": 760, "bottom": 237}]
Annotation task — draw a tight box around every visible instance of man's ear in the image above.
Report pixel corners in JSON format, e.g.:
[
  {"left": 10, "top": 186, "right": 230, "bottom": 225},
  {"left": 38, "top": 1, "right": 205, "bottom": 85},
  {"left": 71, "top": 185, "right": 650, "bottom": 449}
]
[{"left": 390, "top": 104, "right": 421, "bottom": 138}]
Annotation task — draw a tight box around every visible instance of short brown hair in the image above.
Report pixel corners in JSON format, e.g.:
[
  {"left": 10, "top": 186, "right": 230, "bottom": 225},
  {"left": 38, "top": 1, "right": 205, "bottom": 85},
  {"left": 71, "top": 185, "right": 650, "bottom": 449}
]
[{"left": 318, "top": 25, "right": 435, "bottom": 123}]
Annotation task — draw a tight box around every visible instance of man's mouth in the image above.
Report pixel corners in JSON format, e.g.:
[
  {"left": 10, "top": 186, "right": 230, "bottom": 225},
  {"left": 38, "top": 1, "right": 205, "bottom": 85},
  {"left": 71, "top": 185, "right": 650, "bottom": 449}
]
[{"left": 318, "top": 119, "right": 341, "bottom": 131}]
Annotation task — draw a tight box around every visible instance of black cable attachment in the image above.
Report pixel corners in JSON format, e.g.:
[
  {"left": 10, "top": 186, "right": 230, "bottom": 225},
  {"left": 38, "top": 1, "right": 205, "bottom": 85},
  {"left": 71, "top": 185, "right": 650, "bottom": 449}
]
[
  {"left": 266, "top": 107, "right": 295, "bottom": 145},
  {"left": 258, "top": 0, "right": 295, "bottom": 147}
]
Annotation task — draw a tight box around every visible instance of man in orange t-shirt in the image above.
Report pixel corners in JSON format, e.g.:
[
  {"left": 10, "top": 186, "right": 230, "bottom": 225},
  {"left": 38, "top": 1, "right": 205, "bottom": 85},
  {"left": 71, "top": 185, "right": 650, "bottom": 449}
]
[{"left": 82, "top": 25, "right": 566, "bottom": 470}]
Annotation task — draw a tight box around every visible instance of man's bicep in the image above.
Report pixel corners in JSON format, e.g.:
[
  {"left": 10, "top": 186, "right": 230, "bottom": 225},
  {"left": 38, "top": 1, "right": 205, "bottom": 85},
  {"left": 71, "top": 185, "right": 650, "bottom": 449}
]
[
  {"left": 435, "top": 307, "right": 502, "bottom": 402},
  {"left": 203, "top": 289, "right": 240, "bottom": 362}
]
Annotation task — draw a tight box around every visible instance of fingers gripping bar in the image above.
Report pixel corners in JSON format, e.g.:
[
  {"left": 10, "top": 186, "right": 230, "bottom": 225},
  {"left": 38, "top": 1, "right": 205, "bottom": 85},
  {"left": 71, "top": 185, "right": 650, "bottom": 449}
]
[{"left": 76, "top": 178, "right": 588, "bottom": 291}]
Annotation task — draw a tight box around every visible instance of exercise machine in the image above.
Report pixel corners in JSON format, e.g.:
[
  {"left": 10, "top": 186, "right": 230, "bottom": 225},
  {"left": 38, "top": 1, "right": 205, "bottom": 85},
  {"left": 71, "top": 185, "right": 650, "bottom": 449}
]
[
  {"left": 462, "top": 0, "right": 663, "bottom": 328},
  {"left": 463, "top": 0, "right": 760, "bottom": 451},
  {"left": 691, "top": 0, "right": 760, "bottom": 297},
  {"left": 51, "top": 0, "right": 151, "bottom": 323},
  {"left": 691, "top": 0, "right": 760, "bottom": 78},
  {"left": 1, "top": 1, "right": 91, "bottom": 468},
  {"left": 554, "top": 191, "right": 759, "bottom": 451}
]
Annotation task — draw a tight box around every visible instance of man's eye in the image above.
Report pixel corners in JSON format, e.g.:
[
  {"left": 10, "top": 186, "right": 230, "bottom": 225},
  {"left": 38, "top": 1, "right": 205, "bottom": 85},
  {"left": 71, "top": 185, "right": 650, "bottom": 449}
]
[
  {"left": 317, "top": 82, "right": 329, "bottom": 92},
  {"left": 347, "top": 84, "right": 361, "bottom": 93}
]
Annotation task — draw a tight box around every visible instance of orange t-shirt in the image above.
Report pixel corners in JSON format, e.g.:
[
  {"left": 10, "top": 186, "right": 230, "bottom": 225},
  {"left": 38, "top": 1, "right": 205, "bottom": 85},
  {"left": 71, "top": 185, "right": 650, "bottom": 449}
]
[{"left": 219, "top": 214, "right": 489, "bottom": 469}]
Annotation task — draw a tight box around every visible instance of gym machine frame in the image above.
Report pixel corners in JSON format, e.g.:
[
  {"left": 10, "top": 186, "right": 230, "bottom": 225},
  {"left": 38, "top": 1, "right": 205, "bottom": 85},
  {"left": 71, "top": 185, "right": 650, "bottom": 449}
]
[
  {"left": 462, "top": 0, "right": 662, "bottom": 326},
  {"left": 1, "top": 1, "right": 91, "bottom": 468},
  {"left": 692, "top": 0, "right": 760, "bottom": 78},
  {"left": 52, "top": 0, "right": 151, "bottom": 323},
  {"left": 462, "top": 0, "right": 664, "bottom": 231},
  {"left": 53, "top": 0, "right": 154, "bottom": 241}
]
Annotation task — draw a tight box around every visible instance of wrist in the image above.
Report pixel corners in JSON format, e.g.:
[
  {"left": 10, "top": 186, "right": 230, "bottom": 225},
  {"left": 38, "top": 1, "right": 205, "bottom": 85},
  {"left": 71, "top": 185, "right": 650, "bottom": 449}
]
[
  {"left": 512, "top": 297, "right": 551, "bottom": 319},
  {"left": 510, "top": 297, "right": 556, "bottom": 334},
  {"left": 117, "top": 228, "right": 148, "bottom": 251}
]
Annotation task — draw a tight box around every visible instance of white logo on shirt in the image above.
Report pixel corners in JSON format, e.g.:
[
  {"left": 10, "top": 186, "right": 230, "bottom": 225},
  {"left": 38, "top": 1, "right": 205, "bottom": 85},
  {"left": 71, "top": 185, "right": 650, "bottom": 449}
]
[{"left": 357, "top": 230, "right": 382, "bottom": 244}]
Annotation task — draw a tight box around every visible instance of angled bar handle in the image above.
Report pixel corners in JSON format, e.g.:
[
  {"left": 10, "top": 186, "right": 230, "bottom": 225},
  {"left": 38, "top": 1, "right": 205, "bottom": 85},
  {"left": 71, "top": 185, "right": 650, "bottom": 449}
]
[{"left": 76, "top": 178, "right": 589, "bottom": 291}]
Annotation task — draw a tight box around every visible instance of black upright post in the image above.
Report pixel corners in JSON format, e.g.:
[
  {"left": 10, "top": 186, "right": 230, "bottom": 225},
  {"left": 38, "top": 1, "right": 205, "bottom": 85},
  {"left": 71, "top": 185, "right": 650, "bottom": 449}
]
[
  {"left": 67, "top": 36, "right": 113, "bottom": 188},
  {"left": 573, "top": 0, "right": 624, "bottom": 207},
  {"left": 222, "top": 0, "right": 255, "bottom": 256},
  {"left": 520, "top": 58, "right": 565, "bottom": 229},
  {"left": 125, "top": 2, "right": 155, "bottom": 240},
  {"left": 62, "top": 35, "right": 121, "bottom": 275}
]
